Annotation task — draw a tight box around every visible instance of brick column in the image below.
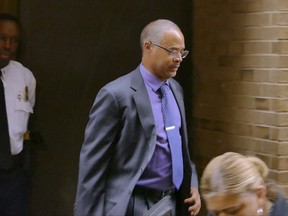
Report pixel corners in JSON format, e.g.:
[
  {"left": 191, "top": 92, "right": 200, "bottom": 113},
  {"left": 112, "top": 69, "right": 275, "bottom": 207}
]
[{"left": 193, "top": 0, "right": 288, "bottom": 195}]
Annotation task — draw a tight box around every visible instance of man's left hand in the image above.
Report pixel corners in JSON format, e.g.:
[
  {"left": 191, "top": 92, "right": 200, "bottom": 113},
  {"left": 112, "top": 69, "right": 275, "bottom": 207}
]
[{"left": 184, "top": 187, "right": 201, "bottom": 216}]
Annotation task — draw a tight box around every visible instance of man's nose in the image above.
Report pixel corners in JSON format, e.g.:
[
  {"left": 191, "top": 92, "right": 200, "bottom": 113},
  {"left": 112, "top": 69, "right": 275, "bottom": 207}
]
[
  {"left": 173, "top": 54, "right": 183, "bottom": 62},
  {"left": 3, "top": 38, "right": 12, "bottom": 49}
]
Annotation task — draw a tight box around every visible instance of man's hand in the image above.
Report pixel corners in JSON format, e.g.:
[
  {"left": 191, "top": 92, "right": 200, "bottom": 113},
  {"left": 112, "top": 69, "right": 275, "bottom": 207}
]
[{"left": 184, "top": 187, "right": 201, "bottom": 216}]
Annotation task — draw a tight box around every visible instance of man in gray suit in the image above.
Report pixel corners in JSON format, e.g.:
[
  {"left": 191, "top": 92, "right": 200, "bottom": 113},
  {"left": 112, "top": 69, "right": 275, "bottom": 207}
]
[{"left": 75, "top": 19, "right": 201, "bottom": 216}]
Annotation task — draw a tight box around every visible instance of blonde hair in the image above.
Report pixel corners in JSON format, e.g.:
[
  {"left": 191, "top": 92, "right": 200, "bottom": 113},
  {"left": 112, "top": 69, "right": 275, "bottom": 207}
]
[{"left": 200, "top": 152, "right": 270, "bottom": 199}]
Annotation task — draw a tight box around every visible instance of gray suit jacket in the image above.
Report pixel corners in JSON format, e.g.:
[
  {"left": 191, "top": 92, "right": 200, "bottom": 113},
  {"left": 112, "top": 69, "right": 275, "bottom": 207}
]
[{"left": 75, "top": 66, "right": 198, "bottom": 216}]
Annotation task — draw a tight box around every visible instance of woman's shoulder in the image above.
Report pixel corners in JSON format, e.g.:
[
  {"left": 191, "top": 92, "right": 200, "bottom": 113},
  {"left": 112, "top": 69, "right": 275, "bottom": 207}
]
[{"left": 271, "top": 194, "right": 288, "bottom": 214}]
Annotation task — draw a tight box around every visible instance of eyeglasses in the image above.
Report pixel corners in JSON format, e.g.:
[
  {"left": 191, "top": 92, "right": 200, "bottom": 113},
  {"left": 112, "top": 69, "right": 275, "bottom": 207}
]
[{"left": 149, "top": 41, "right": 189, "bottom": 59}]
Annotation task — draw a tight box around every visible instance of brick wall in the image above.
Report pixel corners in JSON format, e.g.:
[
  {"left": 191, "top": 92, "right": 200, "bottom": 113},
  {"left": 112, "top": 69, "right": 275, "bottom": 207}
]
[{"left": 193, "top": 0, "right": 288, "bottom": 195}]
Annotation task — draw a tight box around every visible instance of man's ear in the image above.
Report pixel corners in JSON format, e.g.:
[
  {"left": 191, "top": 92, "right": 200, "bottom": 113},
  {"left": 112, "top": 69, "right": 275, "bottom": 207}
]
[{"left": 144, "top": 41, "right": 152, "bottom": 53}]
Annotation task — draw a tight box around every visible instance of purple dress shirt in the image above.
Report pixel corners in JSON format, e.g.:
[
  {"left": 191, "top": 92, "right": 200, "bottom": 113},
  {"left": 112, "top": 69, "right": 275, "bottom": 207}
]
[{"left": 136, "top": 64, "right": 182, "bottom": 190}]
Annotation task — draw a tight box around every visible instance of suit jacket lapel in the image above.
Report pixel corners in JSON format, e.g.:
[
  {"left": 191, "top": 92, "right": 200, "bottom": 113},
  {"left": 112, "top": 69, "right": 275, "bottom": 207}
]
[
  {"left": 169, "top": 80, "right": 186, "bottom": 123},
  {"left": 130, "top": 68, "right": 156, "bottom": 141},
  {"left": 169, "top": 80, "right": 189, "bottom": 149}
]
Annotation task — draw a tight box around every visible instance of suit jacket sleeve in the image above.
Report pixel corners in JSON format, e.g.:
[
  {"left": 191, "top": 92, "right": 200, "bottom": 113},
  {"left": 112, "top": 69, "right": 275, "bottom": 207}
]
[
  {"left": 170, "top": 79, "right": 199, "bottom": 189},
  {"left": 75, "top": 86, "right": 120, "bottom": 216},
  {"left": 190, "top": 163, "right": 198, "bottom": 187}
]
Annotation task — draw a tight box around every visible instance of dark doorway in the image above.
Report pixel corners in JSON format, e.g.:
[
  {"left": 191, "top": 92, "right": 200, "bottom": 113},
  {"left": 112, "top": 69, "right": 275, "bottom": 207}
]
[{"left": 19, "top": 1, "right": 193, "bottom": 215}]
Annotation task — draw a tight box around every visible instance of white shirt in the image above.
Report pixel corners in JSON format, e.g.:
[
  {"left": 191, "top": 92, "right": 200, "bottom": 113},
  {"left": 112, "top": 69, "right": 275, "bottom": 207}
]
[{"left": 1, "top": 60, "right": 36, "bottom": 155}]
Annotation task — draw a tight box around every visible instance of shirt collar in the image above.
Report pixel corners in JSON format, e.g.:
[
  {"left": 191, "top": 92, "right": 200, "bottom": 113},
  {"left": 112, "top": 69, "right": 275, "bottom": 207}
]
[
  {"left": 1, "top": 61, "right": 11, "bottom": 76},
  {"left": 140, "top": 63, "right": 169, "bottom": 92}
]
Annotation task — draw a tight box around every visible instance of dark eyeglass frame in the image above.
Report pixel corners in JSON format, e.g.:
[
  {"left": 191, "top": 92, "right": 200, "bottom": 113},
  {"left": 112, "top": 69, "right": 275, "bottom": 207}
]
[{"left": 149, "top": 41, "right": 189, "bottom": 59}]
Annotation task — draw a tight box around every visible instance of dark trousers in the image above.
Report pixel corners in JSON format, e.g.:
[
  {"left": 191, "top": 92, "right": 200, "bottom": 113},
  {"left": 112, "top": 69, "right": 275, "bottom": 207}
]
[
  {"left": 0, "top": 166, "right": 29, "bottom": 216},
  {"left": 126, "top": 186, "right": 176, "bottom": 216}
]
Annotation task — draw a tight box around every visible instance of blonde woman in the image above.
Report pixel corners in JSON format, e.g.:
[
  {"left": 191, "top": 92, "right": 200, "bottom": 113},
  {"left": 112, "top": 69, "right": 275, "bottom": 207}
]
[{"left": 200, "top": 152, "right": 288, "bottom": 215}]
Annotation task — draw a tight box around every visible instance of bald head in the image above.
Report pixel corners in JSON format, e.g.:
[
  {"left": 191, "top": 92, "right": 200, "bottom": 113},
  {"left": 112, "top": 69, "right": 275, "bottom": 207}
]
[{"left": 140, "top": 19, "right": 182, "bottom": 51}]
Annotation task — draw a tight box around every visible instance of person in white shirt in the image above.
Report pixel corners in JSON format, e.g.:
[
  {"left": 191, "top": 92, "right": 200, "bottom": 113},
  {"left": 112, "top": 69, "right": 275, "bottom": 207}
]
[{"left": 0, "top": 13, "right": 36, "bottom": 216}]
